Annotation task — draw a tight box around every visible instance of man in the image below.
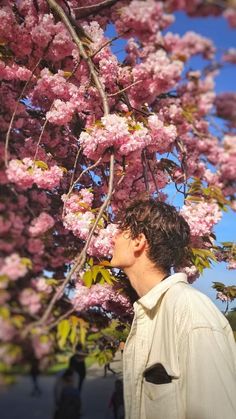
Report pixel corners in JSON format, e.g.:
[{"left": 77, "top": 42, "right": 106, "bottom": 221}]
[{"left": 111, "top": 199, "right": 236, "bottom": 419}]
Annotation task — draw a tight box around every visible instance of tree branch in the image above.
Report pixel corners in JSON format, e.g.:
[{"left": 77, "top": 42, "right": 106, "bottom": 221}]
[
  {"left": 5, "top": 56, "right": 42, "bottom": 167},
  {"left": 46, "top": 0, "right": 109, "bottom": 117},
  {"left": 73, "top": 0, "right": 120, "bottom": 17}
]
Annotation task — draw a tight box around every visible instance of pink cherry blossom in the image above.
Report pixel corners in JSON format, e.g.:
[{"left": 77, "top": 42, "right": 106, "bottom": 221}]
[
  {"left": 72, "top": 282, "right": 133, "bottom": 318},
  {"left": 181, "top": 201, "right": 222, "bottom": 236},
  {"left": 31, "top": 277, "right": 53, "bottom": 294},
  {"left": 32, "top": 335, "right": 53, "bottom": 359},
  {"left": 19, "top": 288, "right": 42, "bottom": 315},
  {"left": 29, "top": 212, "right": 55, "bottom": 237},
  {"left": 88, "top": 224, "right": 118, "bottom": 257},
  {"left": 7, "top": 158, "right": 64, "bottom": 190},
  {"left": 0, "top": 253, "right": 29, "bottom": 281},
  {"left": 0, "top": 318, "right": 16, "bottom": 342},
  {"left": 224, "top": 8, "right": 236, "bottom": 28}
]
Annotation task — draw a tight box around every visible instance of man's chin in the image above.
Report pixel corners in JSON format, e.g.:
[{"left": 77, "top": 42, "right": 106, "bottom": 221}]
[{"left": 110, "top": 257, "right": 121, "bottom": 269}]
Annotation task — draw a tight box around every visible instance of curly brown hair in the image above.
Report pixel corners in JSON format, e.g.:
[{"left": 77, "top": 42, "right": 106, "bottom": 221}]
[{"left": 117, "top": 199, "right": 190, "bottom": 273}]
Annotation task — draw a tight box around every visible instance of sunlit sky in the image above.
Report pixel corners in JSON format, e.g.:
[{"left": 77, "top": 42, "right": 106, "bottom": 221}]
[{"left": 107, "top": 11, "right": 236, "bottom": 310}]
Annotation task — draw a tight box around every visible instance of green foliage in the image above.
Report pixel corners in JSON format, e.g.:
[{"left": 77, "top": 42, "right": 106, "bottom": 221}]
[
  {"left": 92, "top": 348, "right": 114, "bottom": 366},
  {"left": 186, "top": 178, "right": 230, "bottom": 209},
  {"left": 57, "top": 319, "right": 71, "bottom": 349},
  {"left": 212, "top": 282, "right": 236, "bottom": 302},
  {"left": 226, "top": 309, "right": 236, "bottom": 332},
  {"left": 82, "top": 260, "right": 116, "bottom": 287},
  {"left": 57, "top": 316, "right": 89, "bottom": 349},
  {"left": 190, "top": 247, "right": 216, "bottom": 273}
]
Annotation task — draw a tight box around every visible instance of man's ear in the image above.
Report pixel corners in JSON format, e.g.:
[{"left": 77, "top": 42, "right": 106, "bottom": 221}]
[{"left": 133, "top": 233, "right": 147, "bottom": 252}]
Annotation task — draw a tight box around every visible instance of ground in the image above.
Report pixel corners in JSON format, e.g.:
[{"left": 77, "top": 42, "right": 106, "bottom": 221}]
[{"left": 0, "top": 353, "right": 123, "bottom": 419}]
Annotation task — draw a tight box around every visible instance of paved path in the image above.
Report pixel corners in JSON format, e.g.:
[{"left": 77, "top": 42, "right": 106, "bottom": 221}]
[{"left": 0, "top": 355, "right": 123, "bottom": 419}]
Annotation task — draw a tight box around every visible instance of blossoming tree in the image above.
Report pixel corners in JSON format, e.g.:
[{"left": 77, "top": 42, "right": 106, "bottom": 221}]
[{"left": 0, "top": 0, "right": 236, "bottom": 377}]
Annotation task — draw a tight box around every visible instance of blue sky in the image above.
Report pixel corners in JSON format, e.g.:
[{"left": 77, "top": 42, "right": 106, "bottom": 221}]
[{"left": 107, "top": 11, "right": 236, "bottom": 310}]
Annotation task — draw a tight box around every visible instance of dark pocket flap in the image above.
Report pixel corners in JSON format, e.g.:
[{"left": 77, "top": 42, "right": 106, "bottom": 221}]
[{"left": 144, "top": 363, "right": 172, "bottom": 384}]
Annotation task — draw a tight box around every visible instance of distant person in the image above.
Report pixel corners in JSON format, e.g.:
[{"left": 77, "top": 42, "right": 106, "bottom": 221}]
[
  {"left": 109, "top": 379, "right": 124, "bottom": 419},
  {"left": 54, "top": 366, "right": 80, "bottom": 419},
  {"left": 70, "top": 343, "right": 87, "bottom": 392},
  {"left": 103, "top": 362, "right": 116, "bottom": 377},
  {"left": 119, "top": 341, "right": 125, "bottom": 357},
  {"left": 29, "top": 357, "right": 42, "bottom": 396}
]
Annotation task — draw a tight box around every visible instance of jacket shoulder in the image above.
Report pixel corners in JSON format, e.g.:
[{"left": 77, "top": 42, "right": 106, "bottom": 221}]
[{"left": 163, "top": 282, "right": 230, "bottom": 333}]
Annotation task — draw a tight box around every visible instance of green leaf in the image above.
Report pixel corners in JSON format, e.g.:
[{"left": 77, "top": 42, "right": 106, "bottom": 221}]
[
  {"left": 88, "top": 257, "right": 94, "bottom": 267},
  {"left": 35, "top": 160, "right": 49, "bottom": 170},
  {"left": 0, "top": 306, "right": 10, "bottom": 319},
  {"left": 57, "top": 319, "right": 71, "bottom": 349},
  {"left": 47, "top": 278, "right": 58, "bottom": 285},
  {"left": 83, "top": 270, "right": 93, "bottom": 288},
  {"left": 100, "top": 268, "right": 114, "bottom": 284},
  {"left": 69, "top": 316, "right": 79, "bottom": 345},
  {"left": 91, "top": 266, "right": 101, "bottom": 282},
  {"left": 21, "top": 257, "right": 32, "bottom": 269}
]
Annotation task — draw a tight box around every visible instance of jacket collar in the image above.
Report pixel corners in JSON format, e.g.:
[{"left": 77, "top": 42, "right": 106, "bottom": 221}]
[{"left": 135, "top": 273, "right": 188, "bottom": 311}]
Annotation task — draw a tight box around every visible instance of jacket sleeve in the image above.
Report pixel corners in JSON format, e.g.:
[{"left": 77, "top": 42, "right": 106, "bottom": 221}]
[{"left": 183, "top": 326, "right": 236, "bottom": 419}]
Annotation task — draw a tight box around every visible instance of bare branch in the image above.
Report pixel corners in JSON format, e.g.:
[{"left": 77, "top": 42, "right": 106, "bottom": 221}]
[
  {"left": 69, "top": 157, "right": 102, "bottom": 196},
  {"left": 68, "top": 146, "right": 82, "bottom": 190},
  {"left": 73, "top": 0, "right": 120, "bottom": 17},
  {"left": 62, "top": 156, "right": 102, "bottom": 218},
  {"left": 90, "top": 30, "right": 130, "bottom": 59},
  {"left": 46, "top": 307, "right": 75, "bottom": 331},
  {"left": 46, "top": 0, "right": 109, "bottom": 116},
  {"left": 5, "top": 56, "right": 42, "bottom": 167},
  {"left": 108, "top": 80, "right": 142, "bottom": 97}
]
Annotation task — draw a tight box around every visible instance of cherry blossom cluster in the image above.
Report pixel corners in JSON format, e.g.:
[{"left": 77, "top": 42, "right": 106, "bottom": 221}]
[
  {"left": 0, "top": 253, "right": 30, "bottom": 281},
  {"left": 62, "top": 189, "right": 117, "bottom": 257},
  {"left": 180, "top": 200, "right": 222, "bottom": 237},
  {"left": 29, "top": 212, "right": 55, "bottom": 237},
  {"left": 19, "top": 288, "right": 42, "bottom": 315},
  {"left": 72, "top": 281, "right": 133, "bottom": 319},
  {"left": 62, "top": 189, "right": 96, "bottom": 240},
  {"left": 80, "top": 114, "right": 151, "bottom": 159},
  {"left": 6, "top": 158, "right": 64, "bottom": 190}
]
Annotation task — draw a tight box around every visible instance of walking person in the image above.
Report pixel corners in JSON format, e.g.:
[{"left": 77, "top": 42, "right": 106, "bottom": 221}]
[
  {"left": 109, "top": 379, "right": 124, "bottom": 419},
  {"left": 54, "top": 364, "right": 81, "bottom": 419},
  {"left": 70, "top": 343, "right": 87, "bottom": 392},
  {"left": 111, "top": 198, "right": 236, "bottom": 419},
  {"left": 29, "top": 357, "right": 42, "bottom": 396},
  {"left": 103, "top": 362, "right": 116, "bottom": 377}
]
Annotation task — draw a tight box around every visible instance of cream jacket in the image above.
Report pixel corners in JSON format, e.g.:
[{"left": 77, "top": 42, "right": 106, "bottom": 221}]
[{"left": 123, "top": 273, "right": 236, "bottom": 419}]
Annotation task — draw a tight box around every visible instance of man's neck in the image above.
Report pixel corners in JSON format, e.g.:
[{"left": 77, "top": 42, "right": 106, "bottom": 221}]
[{"left": 124, "top": 263, "right": 169, "bottom": 297}]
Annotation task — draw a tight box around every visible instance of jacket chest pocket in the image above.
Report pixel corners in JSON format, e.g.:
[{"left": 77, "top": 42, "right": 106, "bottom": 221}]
[
  {"left": 144, "top": 380, "right": 179, "bottom": 419},
  {"left": 143, "top": 363, "right": 180, "bottom": 419}
]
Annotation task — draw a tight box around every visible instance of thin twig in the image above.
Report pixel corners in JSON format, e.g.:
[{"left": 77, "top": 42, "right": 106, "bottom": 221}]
[
  {"left": 108, "top": 80, "right": 142, "bottom": 97},
  {"left": 73, "top": 0, "right": 119, "bottom": 17},
  {"left": 62, "top": 156, "right": 102, "bottom": 218},
  {"left": 90, "top": 30, "right": 130, "bottom": 59},
  {"left": 46, "top": 0, "right": 109, "bottom": 117},
  {"left": 68, "top": 146, "right": 82, "bottom": 190},
  {"left": 46, "top": 307, "right": 75, "bottom": 331},
  {"left": 5, "top": 57, "right": 42, "bottom": 167},
  {"left": 68, "top": 157, "right": 102, "bottom": 196}
]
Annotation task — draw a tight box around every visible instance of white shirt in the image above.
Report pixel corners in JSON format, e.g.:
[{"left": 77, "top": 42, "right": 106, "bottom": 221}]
[{"left": 123, "top": 273, "right": 236, "bottom": 419}]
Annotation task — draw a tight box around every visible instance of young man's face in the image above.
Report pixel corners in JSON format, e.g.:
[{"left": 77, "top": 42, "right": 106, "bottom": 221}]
[{"left": 110, "top": 229, "right": 135, "bottom": 269}]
